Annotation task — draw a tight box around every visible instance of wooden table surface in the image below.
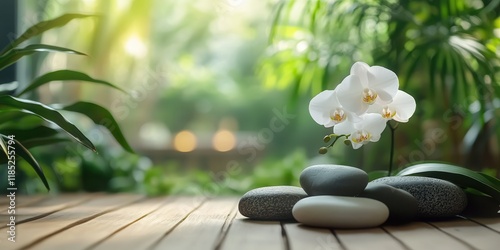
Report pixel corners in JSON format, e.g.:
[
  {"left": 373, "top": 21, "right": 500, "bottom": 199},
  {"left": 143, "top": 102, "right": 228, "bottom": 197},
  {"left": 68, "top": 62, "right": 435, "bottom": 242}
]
[{"left": 0, "top": 193, "right": 499, "bottom": 250}]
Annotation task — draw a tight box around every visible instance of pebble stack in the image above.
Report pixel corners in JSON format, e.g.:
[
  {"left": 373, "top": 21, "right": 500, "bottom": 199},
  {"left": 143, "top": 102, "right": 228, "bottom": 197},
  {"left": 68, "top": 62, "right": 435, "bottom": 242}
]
[{"left": 238, "top": 164, "right": 470, "bottom": 228}]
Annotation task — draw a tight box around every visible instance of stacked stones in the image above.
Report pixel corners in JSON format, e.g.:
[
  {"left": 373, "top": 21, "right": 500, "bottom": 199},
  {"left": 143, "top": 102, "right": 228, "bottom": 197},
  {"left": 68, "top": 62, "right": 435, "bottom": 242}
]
[{"left": 238, "top": 164, "right": 468, "bottom": 228}]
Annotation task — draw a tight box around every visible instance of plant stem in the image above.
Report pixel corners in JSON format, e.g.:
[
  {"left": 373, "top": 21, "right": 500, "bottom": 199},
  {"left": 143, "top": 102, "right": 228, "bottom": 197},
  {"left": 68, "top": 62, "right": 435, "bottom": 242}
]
[{"left": 388, "top": 121, "right": 398, "bottom": 176}]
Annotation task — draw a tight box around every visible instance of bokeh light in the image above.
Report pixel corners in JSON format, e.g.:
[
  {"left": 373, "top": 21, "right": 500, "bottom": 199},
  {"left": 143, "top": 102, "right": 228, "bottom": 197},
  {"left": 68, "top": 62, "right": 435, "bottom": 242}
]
[
  {"left": 173, "top": 130, "right": 197, "bottom": 152},
  {"left": 212, "top": 130, "right": 236, "bottom": 152}
]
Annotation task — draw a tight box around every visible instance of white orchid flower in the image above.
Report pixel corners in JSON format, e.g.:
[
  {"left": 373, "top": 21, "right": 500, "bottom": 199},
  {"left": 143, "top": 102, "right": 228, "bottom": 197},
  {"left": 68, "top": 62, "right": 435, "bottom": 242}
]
[
  {"left": 336, "top": 62, "right": 399, "bottom": 115},
  {"left": 333, "top": 113, "right": 387, "bottom": 149},
  {"left": 309, "top": 90, "right": 357, "bottom": 127},
  {"left": 367, "top": 90, "right": 416, "bottom": 123}
]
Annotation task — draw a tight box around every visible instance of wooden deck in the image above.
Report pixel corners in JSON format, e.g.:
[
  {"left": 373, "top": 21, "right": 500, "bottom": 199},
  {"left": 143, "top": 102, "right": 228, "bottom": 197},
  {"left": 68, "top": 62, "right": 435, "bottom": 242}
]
[{"left": 1, "top": 194, "right": 499, "bottom": 250}]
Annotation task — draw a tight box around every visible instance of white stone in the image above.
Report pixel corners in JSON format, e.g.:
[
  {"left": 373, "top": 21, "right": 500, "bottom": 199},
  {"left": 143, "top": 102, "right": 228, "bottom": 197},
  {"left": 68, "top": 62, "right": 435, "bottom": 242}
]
[{"left": 292, "top": 196, "right": 389, "bottom": 228}]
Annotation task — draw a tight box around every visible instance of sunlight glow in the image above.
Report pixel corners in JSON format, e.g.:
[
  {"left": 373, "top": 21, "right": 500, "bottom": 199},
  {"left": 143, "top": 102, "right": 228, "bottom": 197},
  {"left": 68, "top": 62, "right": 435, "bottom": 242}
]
[
  {"left": 212, "top": 130, "right": 236, "bottom": 152},
  {"left": 173, "top": 130, "right": 197, "bottom": 152},
  {"left": 124, "top": 35, "right": 147, "bottom": 58}
]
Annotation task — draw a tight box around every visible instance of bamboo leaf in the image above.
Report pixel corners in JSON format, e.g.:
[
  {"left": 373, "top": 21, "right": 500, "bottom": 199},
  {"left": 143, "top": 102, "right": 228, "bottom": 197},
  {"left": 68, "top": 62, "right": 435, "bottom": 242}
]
[
  {"left": 0, "top": 81, "right": 18, "bottom": 95},
  {"left": 21, "top": 137, "right": 70, "bottom": 149},
  {"left": 0, "top": 13, "right": 95, "bottom": 54},
  {"left": 17, "top": 70, "right": 127, "bottom": 96},
  {"left": 2, "top": 136, "right": 50, "bottom": 191},
  {"left": 1, "top": 125, "right": 60, "bottom": 142},
  {"left": 0, "top": 44, "right": 86, "bottom": 71},
  {"left": 58, "top": 101, "right": 134, "bottom": 153},
  {"left": 398, "top": 163, "right": 500, "bottom": 202},
  {"left": 0, "top": 135, "right": 7, "bottom": 157},
  {"left": 0, "top": 96, "right": 95, "bottom": 151}
]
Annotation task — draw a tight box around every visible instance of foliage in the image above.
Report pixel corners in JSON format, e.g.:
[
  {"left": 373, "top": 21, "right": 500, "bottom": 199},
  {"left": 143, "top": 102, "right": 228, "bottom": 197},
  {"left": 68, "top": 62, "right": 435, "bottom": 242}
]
[
  {"left": 398, "top": 162, "right": 500, "bottom": 203},
  {"left": 0, "top": 14, "right": 133, "bottom": 191},
  {"left": 264, "top": 0, "right": 500, "bottom": 170}
]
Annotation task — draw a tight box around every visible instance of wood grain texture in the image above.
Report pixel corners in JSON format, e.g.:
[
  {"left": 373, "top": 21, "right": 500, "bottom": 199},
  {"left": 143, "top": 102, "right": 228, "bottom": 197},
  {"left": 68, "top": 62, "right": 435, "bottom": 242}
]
[
  {"left": 1, "top": 194, "right": 499, "bottom": 250},
  {"left": 0, "top": 194, "right": 143, "bottom": 249},
  {"left": 383, "top": 221, "right": 470, "bottom": 250},
  {"left": 219, "top": 212, "right": 284, "bottom": 250},
  {"left": 429, "top": 217, "right": 500, "bottom": 250},
  {"left": 334, "top": 227, "right": 405, "bottom": 250},
  {"left": 152, "top": 197, "right": 237, "bottom": 250},
  {"left": 92, "top": 196, "right": 206, "bottom": 250}
]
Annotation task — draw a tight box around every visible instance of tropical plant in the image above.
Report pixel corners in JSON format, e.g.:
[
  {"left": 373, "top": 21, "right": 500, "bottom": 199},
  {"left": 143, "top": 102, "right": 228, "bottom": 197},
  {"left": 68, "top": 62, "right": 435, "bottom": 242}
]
[
  {"left": 0, "top": 14, "right": 133, "bottom": 191},
  {"left": 263, "top": 0, "right": 500, "bottom": 171}
]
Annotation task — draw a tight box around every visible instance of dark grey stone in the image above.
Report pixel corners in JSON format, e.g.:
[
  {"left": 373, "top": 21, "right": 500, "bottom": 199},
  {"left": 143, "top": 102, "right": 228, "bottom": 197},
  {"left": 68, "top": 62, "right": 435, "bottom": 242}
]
[
  {"left": 300, "top": 164, "right": 368, "bottom": 196},
  {"left": 371, "top": 176, "right": 467, "bottom": 218},
  {"left": 360, "top": 183, "right": 418, "bottom": 223},
  {"left": 238, "top": 186, "right": 307, "bottom": 220}
]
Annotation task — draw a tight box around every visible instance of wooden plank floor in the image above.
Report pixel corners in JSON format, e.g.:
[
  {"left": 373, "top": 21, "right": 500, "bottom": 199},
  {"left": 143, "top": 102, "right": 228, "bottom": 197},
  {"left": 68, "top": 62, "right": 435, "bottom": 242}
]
[{"left": 1, "top": 194, "right": 499, "bottom": 250}]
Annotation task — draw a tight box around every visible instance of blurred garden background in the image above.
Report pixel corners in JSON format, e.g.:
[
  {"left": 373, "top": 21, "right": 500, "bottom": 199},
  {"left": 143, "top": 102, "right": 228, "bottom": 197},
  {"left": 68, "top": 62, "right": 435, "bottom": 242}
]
[{"left": 1, "top": 0, "right": 499, "bottom": 195}]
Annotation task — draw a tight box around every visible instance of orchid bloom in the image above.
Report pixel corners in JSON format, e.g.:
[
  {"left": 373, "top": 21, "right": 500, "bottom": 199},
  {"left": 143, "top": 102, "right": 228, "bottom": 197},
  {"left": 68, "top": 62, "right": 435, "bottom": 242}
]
[
  {"left": 333, "top": 113, "right": 387, "bottom": 149},
  {"left": 367, "top": 90, "right": 416, "bottom": 122},
  {"left": 309, "top": 90, "right": 353, "bottom": 127},
  {"left": 336, "top": 62, "right": 399, "bottom": 115}
]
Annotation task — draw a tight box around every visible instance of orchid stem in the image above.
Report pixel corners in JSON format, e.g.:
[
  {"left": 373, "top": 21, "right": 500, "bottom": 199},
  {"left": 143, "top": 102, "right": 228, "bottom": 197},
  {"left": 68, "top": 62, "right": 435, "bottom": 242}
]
[{"left": 388, "top": 121, "right": 398, "bottom": 176}]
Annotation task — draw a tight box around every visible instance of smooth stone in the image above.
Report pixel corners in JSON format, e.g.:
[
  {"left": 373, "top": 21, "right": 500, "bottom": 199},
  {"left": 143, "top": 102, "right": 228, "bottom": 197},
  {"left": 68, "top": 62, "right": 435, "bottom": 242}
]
[
  {"left": 293, "top": 196, "right": 389, "bottom": 228},
  {"left": 238, "top": 186, "right": 307, "bottom": 220},
  {"left": 360, "top": 183, "right": 418, "bottom": 223},
  {"left": 372, "top": 176, "right": 467, "bottom": 218},
  {"left": 300, "top": 164, "right": 368, "bottom": 196}
]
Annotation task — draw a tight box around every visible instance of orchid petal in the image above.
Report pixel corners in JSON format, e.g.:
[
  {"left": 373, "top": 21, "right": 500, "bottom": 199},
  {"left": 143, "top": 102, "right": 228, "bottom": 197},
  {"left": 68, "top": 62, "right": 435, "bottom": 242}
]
[
  {"left": 350, "top": 62, "right": 370, "bottom": 87},
  {"left": 367, "top": 66, "right": 399, "bottom": 102},
  {"left": 333, "top": 120, "right": 355, "bottom": 135},
  {"left": 362, "top": 113, "right": 387, "bottom": 135},
  {"left": 392, "top": 90, "right": 416, "bottom": 123},
  {"left": 336, "top": 75, "right": 368, "bottom": 115},
  {"left": 351, "top": 142, "right": 363, "bottom": 149},
  {"left": 309, "top": 90, "right": 338, "bottom": 127}
]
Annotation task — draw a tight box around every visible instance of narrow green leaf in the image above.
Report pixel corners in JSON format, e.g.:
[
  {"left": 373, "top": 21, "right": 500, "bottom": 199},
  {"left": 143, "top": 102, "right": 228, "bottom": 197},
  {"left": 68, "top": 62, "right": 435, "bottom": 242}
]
[
  {"left": 21, "top": 137, "right": 70, "bottom": 149},
  {"left": 398, "top": 163, "right": 500, "bottom": 202},
  {"left": 0, "top": 81, "right": 18, "bottom": 95},
  {"left": 0, "top": 14, "right": 95, "bottom": 54},
  {"left": 0, "top": 96, "right": 95, "bottom": 151},
  {"left": 0, "top": 44, "right": 86, "bottom": 71},
  {"left": 1, "top": 125, "right": 60, "bottom": 142},
  {"left": 3, "top": 136, "right": 50, "bottom": 191},
  {"left": 268, "top": 0, "right": 287, "bottom": 44},
  {"left": 17, "top": 70, "right": 127, "bottom": 96},
  {"left": 0, "top": 134, "right": 7, "bottom": 157},
  {"left": 59, "top": 101, "right": 134, "bottom": 153}
]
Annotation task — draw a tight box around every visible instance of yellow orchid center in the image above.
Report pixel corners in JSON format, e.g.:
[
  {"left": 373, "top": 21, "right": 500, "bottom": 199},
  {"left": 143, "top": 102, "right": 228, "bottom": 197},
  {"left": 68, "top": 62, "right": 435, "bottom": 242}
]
[
  {"left": 382, "top": 106, "right": 396, "bottom": 119},
  {"left": 330, "top": 108, "right": 347, "bottom": 123},
  {"left": 362, "top": 88, "right": 378, "bottom": 104},
  {"left": 351, "top": 130, "right": 371, "bottom": 143}
]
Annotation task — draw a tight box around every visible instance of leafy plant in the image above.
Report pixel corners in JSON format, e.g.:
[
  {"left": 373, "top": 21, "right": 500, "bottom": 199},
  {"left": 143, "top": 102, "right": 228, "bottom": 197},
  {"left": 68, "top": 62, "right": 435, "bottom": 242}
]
[
  {"left": 264, "top": 0, "right": 500, "bottom": 170},
  {"left": 0, "top": 14, "right": 133, "bottom": 190}
]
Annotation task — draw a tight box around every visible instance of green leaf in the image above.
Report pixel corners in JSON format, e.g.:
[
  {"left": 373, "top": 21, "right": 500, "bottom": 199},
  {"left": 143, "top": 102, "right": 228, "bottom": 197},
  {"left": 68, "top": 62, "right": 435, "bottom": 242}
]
[
  {"left": 21, "top": 137, "right": 70, "bottom": 149},
  {"left": 397, "top": 163, "right": 500, "bottom": 202},
  {"left": 0, "top": 13, "right": 95, "bottom": 54},
  {"left": 0, "top": 135, "right": 50, "bottom": 191},
  {"left": 0, "top": 135, "right": 7, "bottom": 157},
  {"left": 59, "top": 101, "right": 134, "bottom": 153},
  {"left": 17, "top": 70, "right": 128, "bottom": 96},
  {"left": 0, "top": 96, "right": 95, "bottom": 151},
  {"left": 0, "top": 81, "right": 18, "bottom": 95},
  {"left": 0, "top": 44, "right": 86, "bottom": 71},
  {"left": 1, "top": 125, "right": 60, "bottom": 142}
]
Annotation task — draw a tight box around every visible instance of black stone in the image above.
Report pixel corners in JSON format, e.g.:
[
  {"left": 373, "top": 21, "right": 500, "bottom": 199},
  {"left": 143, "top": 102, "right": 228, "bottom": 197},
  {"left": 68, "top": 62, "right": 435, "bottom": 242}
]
[
  {"left": 371, "top": 176, "right": 467, "bottom": 218},
  {"left": 360, "top": 183, "right": 418, "bottom": 223},
  {"left": 300, "top": 164, "right": 368, "bottom": 196},
  {"left": 238, "top": 186, "right": 307, "bottom": 220}
]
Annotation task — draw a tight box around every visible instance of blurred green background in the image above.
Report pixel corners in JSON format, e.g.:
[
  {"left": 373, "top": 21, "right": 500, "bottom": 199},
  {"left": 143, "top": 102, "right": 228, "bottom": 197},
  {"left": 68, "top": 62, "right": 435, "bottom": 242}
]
[{"left": 2, "top": 0, "right": 499, "bottom": 195}]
